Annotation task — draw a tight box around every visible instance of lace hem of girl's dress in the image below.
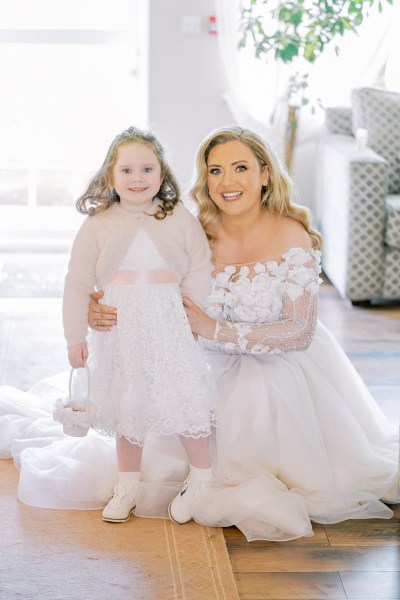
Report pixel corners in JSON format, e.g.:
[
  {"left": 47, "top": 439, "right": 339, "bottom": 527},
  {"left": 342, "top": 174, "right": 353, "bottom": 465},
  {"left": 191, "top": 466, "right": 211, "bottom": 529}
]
[
  {"left": 201, "top": 248, "right": 323, "bottom": 355},
  {"left": 90, "top": 422, "right": 217, "bottom": 447}
]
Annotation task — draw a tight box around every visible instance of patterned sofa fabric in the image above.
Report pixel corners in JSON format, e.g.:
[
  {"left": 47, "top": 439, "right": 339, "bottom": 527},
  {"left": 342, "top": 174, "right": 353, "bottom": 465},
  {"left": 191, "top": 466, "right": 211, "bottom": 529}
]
[
  {"left": 319, "top": 98, "right": 400, "bottom": 302},
  {"left": 325, "top": 107, "right": 353, "bottom": 136},
  {"left": 352, "top": 87, "right": 400, "bottom": 194},
  {"left": 385, "top": 196, "right": 400, "bottom": 249}
]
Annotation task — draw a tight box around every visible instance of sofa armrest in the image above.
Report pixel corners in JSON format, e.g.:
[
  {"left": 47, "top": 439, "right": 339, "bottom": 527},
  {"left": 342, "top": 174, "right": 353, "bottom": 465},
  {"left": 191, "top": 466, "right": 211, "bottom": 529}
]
[{"left": 318, "top": 134, "right": 388, "bottom": 301}]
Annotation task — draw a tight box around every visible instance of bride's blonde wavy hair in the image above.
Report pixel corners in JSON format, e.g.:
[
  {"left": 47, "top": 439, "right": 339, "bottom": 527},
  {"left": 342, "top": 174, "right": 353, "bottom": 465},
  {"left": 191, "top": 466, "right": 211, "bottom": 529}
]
[
  {"left": 191, "top": 126, "right": 322, "bottom": 249},
  {"left": 76, "top": 126, "right": 180, "bottom": 220}
]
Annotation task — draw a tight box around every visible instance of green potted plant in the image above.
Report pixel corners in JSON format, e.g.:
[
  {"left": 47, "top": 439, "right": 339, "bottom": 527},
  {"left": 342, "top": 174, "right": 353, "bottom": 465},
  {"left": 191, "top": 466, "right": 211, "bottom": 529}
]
[{"left": 240, "top": 0, "right": 393, "bottom": 170}]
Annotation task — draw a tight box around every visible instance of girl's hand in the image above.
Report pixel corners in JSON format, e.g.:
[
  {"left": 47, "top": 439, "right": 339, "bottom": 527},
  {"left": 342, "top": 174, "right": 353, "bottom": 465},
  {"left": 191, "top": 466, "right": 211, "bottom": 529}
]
[
  {"left": 183, "top": 296, "right": 216, "bottom": 340},
  {"left": 88, "top": 290, "right": 117, "bottom": 330},
  {"left": 68, "top": 343, "right": 88, "bottom": 369}
]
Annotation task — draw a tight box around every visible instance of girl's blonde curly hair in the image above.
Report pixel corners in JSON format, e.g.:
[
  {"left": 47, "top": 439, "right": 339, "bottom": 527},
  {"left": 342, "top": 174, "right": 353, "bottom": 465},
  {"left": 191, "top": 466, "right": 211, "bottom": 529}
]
[{"left": 76, "top": 126, "right": 180, "bottom": 220}]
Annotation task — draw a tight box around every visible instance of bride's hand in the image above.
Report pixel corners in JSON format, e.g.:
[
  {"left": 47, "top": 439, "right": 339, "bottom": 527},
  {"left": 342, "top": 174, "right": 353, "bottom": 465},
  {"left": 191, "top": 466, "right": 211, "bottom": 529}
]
[
  {"left": 88, "top": 290, "right": 117, "bottom": 331},
  {"left": 183, "top": 296, "right": 216, "bottom": 340}
]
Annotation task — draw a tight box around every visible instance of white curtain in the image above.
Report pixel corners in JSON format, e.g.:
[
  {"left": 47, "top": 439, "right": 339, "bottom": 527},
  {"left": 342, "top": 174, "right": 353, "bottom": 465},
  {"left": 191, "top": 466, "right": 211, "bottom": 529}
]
[
  {"left": 215, "top": 0, "right": 291, "bottom": 154},
  {"left": 216, "top": 0, "right": 400, "bottom": 145},
  {"left": 306, "top": 1, "right": 400, "bottom": 105}
]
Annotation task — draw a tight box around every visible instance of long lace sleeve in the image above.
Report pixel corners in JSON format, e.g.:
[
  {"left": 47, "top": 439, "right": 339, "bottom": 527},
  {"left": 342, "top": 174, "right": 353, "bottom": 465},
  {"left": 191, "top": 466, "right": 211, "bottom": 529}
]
[{"left": 200, "top": 248, "right": 322, "bottom": 355}]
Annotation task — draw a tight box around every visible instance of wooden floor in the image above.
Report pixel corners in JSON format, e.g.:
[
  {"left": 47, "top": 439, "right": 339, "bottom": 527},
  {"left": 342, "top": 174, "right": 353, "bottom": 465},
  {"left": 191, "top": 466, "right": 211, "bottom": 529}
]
[{"left": 223, "top": 278, "right": 400, "bottom": 600}]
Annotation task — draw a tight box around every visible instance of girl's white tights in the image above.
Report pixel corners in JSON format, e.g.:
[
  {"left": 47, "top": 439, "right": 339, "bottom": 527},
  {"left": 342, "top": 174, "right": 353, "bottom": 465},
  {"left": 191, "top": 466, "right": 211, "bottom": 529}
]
[
  {"left": 116, "top": 436, "right": 143, "bottom": 472},
  {"left": 116, "top": 434, "right": 211, "bottom": 474},
  {"left": 179, "top": 434, "right": 211, "bottom": 469}
]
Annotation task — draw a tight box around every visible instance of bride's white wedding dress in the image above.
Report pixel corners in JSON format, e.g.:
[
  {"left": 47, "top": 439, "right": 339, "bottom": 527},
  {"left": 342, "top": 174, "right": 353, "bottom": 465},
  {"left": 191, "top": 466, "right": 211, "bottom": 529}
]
[{"left": 0, "top": 247, "right": 398, "bottom": 541}]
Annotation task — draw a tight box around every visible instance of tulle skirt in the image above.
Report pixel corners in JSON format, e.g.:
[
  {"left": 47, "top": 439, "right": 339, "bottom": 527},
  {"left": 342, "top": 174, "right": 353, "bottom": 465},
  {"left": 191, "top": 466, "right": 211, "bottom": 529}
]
[
  {"left": 0, "top": 321, "right": 398, "bottom": 541},
  {"left": 193, "top": 322, "right": 399, "bottom": 540}
]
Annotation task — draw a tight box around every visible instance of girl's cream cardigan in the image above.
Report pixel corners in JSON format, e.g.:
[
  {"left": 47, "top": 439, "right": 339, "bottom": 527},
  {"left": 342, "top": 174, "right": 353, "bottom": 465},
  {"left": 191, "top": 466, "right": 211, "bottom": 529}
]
[{"left": 62, "top": 200, "right": 212, "bottom": 348}]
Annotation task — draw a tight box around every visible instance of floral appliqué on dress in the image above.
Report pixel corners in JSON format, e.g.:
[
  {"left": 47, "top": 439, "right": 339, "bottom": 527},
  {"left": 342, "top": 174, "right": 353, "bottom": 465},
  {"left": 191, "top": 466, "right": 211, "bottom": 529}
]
[{"left": 200, "top": 247, "right": 322, "bottom": 355}]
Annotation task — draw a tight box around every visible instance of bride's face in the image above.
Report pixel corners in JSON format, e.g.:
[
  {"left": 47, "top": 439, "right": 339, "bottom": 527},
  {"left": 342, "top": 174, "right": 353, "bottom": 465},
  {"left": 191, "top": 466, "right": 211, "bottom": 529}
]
[{"left": 206, "top": 141, "right": 268, "bottom": 217}]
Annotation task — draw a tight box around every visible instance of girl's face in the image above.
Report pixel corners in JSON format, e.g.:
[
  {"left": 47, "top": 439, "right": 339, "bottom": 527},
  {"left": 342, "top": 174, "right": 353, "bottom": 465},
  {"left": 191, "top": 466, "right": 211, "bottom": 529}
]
[
  {"left": 206, "top": 140, "right": 268, "bottom": 217},
  {"left": 112, "top": 142, "right": 162, "bottom": 208}
]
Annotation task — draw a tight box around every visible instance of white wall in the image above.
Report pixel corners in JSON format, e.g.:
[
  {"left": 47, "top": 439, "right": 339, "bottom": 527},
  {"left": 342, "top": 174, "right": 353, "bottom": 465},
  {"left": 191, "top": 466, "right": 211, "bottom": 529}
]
[{"left": 148, "top": 0, "right": 233, "bottom": 200}]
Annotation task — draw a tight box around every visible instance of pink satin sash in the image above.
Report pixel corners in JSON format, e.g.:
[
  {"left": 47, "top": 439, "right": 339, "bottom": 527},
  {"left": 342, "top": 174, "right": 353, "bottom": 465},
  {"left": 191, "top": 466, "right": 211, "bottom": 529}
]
[{"left": 106, "top": 269, "right": 179, "bottom": 286}]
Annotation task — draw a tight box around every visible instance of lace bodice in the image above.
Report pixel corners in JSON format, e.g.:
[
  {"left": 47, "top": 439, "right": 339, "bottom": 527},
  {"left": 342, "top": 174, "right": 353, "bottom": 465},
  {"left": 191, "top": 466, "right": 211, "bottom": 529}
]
[
  {"left": 118, "top": 229, "right": 168, "bottom": 270},
  {"left": 200, "top": 247, "right": 322, "bottom": 355}
]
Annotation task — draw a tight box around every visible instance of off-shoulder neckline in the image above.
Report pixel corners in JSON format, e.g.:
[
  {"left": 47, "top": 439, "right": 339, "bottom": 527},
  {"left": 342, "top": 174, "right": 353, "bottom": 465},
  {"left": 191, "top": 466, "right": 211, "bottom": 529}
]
[{"left": 211, "top": 246, "right": 317, "bottom": 267}]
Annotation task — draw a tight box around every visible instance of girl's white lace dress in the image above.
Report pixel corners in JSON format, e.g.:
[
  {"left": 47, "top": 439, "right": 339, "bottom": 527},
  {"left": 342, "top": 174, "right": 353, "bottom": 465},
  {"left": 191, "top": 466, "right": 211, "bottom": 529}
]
[
  {"left": 85, "top": 228, "right": 217, "bottom": 444},
  {"left": 0, "top": 247, "right": 398, "bottom": 541}
]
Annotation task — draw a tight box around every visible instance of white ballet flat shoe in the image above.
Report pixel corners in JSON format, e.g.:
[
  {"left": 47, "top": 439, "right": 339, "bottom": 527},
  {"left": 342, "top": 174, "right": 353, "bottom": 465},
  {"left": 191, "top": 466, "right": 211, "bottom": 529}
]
[
  {"left": 102, "top": 482, "right": 138, "bottom": 523},
  {"left": 168, "top": 477, "right": 210, "bottom": 525}
]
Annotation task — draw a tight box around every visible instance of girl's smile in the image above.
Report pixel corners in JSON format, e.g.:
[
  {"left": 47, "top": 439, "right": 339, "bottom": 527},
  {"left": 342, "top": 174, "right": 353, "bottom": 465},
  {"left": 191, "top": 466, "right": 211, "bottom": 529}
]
[{"left": 112, "top": 142, "right": 162, "bottom": 208}]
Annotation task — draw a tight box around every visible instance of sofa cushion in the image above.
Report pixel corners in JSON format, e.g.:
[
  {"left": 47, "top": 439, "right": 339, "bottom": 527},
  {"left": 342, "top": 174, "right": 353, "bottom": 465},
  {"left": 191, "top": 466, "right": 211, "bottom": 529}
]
[
  {"left": 352, "top": 87, "right": 400, "bottom": 193},
  {"left": 385, "top": 195, "right": 400, "bottom": 249},
  {"left": 325, "top": 107, "right": 353, "bottom": 135}
]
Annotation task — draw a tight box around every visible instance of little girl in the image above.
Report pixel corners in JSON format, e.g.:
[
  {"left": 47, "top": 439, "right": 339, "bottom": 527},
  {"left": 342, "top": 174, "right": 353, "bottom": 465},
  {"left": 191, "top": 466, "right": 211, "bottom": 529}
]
[{"left": 61, "top": 126, "right": 217, "bottom": 524}]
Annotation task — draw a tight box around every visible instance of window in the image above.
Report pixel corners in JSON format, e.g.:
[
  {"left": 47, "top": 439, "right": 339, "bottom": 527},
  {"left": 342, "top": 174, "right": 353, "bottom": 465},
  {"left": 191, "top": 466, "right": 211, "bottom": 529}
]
[{"left": 0, "top": 0, "right": 148, "bottom": 213}]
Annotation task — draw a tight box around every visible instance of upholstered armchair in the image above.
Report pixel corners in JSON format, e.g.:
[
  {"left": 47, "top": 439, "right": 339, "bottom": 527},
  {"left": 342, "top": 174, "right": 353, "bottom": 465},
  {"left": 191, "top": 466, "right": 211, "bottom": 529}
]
[{"left": 317, "top": 87, "right": 400, "bottom": 304}]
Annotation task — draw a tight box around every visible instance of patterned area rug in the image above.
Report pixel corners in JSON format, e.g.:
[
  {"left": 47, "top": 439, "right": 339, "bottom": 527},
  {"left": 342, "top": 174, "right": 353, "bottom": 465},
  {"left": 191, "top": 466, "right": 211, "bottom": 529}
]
[{"left": 0, "top": 460, "right": 239, "bottom": 600}]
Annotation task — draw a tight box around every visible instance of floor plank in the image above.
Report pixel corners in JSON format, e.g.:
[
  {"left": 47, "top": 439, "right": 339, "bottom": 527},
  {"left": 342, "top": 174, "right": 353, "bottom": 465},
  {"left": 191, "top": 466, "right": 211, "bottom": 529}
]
[
  {"left": 324, "top": 520, "right": 400, "bottom": 547},
  {"left": 228, "top": 546, "right": 400, "bottom": 574},
  {"left": 235, "top": 572, "right": 346, "bottom": 600},
  {"left": 340, "top": 571, "right": 400, "bottom": 600}
]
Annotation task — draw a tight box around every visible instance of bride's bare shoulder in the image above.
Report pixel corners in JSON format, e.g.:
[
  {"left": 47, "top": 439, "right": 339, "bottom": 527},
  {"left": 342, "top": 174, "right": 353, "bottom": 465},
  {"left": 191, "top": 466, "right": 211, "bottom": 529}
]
[{"left": 276, "top": 215, "right": 312, "bottom": 250}]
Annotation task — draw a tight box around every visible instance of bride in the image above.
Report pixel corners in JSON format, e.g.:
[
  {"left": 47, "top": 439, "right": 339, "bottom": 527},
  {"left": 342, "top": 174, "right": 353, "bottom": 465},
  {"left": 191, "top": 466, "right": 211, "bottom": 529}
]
[{"left": 1, "top": 126, "right": 398, "bottom": 541}]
